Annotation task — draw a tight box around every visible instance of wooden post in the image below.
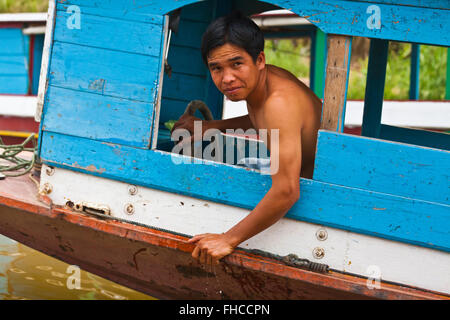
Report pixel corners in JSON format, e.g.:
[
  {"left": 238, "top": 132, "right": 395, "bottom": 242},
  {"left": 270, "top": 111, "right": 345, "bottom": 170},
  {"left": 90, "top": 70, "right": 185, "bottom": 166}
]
[
  {"left": 409, "top": 43, "right": 420, "bottom": 100},
  {"left": 320, "top": 34, "right": 352, "bottom": 132},
  {"left": 310, "top": 28, "right": 327, "bottom": 99},
  {"left": 361, "top": 39, "right": 389, "bottom": 138}
]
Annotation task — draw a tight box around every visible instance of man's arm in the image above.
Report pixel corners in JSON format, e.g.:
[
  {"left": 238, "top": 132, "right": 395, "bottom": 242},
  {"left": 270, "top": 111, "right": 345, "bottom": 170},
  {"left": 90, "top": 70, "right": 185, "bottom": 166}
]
[
  {"left": 188, "top": 95, "right": 303, "bottom": 265},
  {"left": 171, "top": 114, "right": 254, "bottom": 136},
  {"left": 207, "top": 114, "right": 254, "bottom": 132}
]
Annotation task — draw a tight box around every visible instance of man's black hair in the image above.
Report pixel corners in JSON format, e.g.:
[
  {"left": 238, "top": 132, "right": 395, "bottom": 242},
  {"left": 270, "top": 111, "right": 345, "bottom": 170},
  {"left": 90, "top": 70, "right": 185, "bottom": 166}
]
[{"left": 201, "top": 11, "right": 264, "bottom": 65}]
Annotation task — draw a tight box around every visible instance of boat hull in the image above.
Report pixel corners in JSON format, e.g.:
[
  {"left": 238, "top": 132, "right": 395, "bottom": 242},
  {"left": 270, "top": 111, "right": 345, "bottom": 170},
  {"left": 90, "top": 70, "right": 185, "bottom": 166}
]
[{"left": 0, "top": 175, "right": 447, "bottom": 300}]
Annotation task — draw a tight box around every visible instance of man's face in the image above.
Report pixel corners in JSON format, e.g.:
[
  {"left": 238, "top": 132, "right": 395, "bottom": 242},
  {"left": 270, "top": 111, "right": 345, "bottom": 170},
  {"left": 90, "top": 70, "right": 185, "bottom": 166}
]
[{"left": 206, "top": 43, "right": 265, "bottom": 102}]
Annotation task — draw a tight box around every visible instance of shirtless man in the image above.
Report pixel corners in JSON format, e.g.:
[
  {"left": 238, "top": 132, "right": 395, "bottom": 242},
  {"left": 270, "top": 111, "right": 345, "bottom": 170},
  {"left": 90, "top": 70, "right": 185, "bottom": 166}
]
[{"left": 171, "top": 12, "right": 322, "bottom": 266}]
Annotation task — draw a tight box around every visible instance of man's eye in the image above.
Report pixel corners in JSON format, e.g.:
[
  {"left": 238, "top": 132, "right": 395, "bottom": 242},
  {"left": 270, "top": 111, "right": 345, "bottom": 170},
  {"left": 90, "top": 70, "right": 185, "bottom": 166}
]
[{"left": 233, "top": 62, "right": 242, "bottom": 67}]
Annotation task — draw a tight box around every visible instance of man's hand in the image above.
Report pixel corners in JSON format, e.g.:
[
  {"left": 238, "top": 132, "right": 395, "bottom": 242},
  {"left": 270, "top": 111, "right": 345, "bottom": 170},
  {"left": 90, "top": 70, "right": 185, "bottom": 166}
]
[
  {"left": 187, "top": 233, "right": 236, "bottom": 266},
  {"left": 171, "top": 114, "right": 205, "bottom": 136}
]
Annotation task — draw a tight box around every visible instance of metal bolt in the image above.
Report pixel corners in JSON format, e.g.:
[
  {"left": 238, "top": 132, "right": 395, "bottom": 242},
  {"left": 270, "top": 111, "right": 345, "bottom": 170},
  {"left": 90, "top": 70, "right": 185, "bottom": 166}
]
[
  {"left": 316, "top": 229, "right": 328, "bottom": 241},
  {"left": 45, "top": 166, "right": 55, "bottom": 176},
  {"left": 313, "top": 247, "right": 325, "bottom": 259},
  {"left": 124, "top": 203, "right": 135, "bottom": 215},
  {"left": 128, "top": 185, "right": 138, "bottom": 196},
  {"left": 41, "top": 183, "right": 53, "bottom": 195}
]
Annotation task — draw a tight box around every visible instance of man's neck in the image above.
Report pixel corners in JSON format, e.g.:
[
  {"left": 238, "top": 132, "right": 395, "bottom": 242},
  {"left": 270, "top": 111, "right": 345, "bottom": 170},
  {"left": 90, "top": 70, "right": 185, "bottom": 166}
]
[{"left": 246, "top": 66, "right": 268, "bottom": 111}]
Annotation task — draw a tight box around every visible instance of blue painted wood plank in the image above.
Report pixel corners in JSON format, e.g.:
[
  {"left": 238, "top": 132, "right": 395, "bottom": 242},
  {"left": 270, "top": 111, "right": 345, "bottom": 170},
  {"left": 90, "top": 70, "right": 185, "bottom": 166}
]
[
  {"left": 0, "top": 29, "right": 30, "bottom": 94},
  {"left": 56, "top": 0, "right": 450, "bottom": 46},
  {"left": 361, "top": 38, "right": 389, "bottom": 138},
  {"left": 0, "top": 29, "right": 28, "bottom": 55},
  {"left": 56, "top": 0, "right": 197, "bottom": 22},
  {"left": 346, "top": 0, "right": 450, "bottom": 10},
  {"left": 0, "top": 56, "right": 28, "bottom": 74},
  {"left": 39, "top": 131, "right": 450, "bottom": 252},
  {"left": 49, "top": 41, "right": 160, "bottom": 103},
  {"left": 170, "top": 19, "right": 208, "bottom": 49},
  {"left": 42, "top": 86, "right": 153, "bottom": 147},
  {"left": 379, "top": 124, "right": 450, "bottom": 151},
  {"left": 283, "top": 0, "right": 450, "bottom": 46},
  {"left": 166, "top": 45, "right": 206, "bottom": 77},
  {"left": 180, "top": 0, "right": 214, "bottom": 22},
  {"left": 0, "top": 76, "right": 28, "bottom": 94},
  {"left": 162, "top": 72, "right": 207, "bottom": 103},
  {"left": 54, "top": 10, "right": 165, "bottom": 57},
  {"left": 232, "top": 0, "right": 279, "bottom": 16},
  {"left": 159, "top": 98, "right": 194, "bottom": 124},
  {"left": 313, "top": 130, "right": 450, "bottom": 205}
]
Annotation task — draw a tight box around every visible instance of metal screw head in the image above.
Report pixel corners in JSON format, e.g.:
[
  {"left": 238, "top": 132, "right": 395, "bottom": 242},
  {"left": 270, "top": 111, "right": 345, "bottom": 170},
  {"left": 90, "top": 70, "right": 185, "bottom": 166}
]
[
  {"left": 45, "top": 166, "right": 55, "bottom": 176},
  {"left": 128, "top": 185, "right": 138, "bottom": 196},
  {"left": 313, "top": 247, "right": 325, "bottom": 259},
  {"left": 40, "top": 183, "right": 53, "bottom": 195},
  {"left": 124, "top": 203, "right": 135, "bottom": 215},
  {"left": 316, "top": 229, "right": 328, "bottom": 241}
]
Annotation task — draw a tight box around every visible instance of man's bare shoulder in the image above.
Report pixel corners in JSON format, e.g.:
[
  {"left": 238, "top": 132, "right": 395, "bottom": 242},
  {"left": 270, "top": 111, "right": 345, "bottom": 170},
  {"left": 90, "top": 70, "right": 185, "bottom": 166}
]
[{"left": 264, "top": 65, "right": 322, "bottom": 124}]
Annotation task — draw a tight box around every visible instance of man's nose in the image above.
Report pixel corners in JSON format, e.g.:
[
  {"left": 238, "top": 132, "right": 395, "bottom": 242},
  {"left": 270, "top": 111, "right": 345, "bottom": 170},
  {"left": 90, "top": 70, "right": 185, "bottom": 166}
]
[{"left": 222, "top": 68, "right": 235, "bottom": 84}]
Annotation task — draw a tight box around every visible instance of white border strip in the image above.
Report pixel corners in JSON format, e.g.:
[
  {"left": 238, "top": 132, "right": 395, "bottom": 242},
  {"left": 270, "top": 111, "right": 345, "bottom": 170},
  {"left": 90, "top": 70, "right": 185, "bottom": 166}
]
[
  {"left": 223, "top": 100, "right": 450, "bottom": 129},
  {"left": 0, "top": 13, "right": 47, "bottom": 23},
  {"left": 0, "top": 96, "right": 37, "bottom": 117},
  {"left": 22, "top": 26, "right": 46, "bottom": 35},
  {"left": 151, "top": 16, "right": 170, "bottom": 149},
  {"left": 35, "top": 0, "right": 56, "bottom": 122}
]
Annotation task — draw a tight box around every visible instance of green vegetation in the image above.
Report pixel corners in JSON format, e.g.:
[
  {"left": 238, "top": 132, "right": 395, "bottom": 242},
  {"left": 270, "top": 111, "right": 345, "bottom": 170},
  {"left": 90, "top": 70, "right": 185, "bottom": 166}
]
[
  {"left": 265, "top": 38, "right": 448, "bottom": 100},
  {"left": 0, "top": 0, "right": 48, "bottom": 13},
  {"left": 265, "top": 39, "right": 311, "bottom": 83}
]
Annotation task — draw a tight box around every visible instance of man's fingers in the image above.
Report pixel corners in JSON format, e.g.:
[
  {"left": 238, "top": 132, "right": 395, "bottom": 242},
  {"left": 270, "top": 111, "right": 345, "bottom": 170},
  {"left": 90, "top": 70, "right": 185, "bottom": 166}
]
[
  {"left": 191, "top": 245, "right": 200, "bottom": 259},
  {"left": 199, "top": 248, "right": 208, "bottom": 265},
  {"left": 187, "top": 233, "right": 210, "bottom": 243},
  {"left": 207, "top": 253, "right": 213, "bottom": 267}
]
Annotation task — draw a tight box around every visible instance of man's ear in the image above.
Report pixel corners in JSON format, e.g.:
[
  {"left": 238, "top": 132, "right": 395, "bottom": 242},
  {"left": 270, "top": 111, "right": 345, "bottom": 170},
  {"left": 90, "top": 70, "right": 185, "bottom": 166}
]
[{"left": 256, "top": 51, "right": 266, "bottom": 70}]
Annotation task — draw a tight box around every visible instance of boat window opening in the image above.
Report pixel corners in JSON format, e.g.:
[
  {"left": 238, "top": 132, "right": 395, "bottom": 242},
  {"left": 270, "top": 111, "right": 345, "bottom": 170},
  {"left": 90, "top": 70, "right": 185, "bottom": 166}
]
[
  {"left": 153, "top": 5, "right": 316, "bottom": 171},
  {"left": 346, "top": 39, "right": 450, "bottom": 150}
]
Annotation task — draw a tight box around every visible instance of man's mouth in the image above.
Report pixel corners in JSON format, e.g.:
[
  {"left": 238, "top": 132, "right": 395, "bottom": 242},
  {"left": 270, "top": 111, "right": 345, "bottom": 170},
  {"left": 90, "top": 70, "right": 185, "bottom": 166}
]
[{"left": 224, "top": 87, "right": 241, "bottom": 95}]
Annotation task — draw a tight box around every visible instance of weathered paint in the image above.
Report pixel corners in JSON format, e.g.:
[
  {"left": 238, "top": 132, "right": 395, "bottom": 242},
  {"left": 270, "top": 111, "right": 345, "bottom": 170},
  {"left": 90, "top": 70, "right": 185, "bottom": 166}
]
[
  {"left": 40, "top": 5, "right": 167, "bottom": 149},
  {"left": 55, "top": 0, "right": 450, "bottom": 45},
  {"left": 40, "top": 131, "right": 450, "bottom": 252},
  {"left": 0, "top": 173, "right": 448, "bottom": 300},
  {"left": 314, "top": 130, "right": 450, "bottom": 205}
]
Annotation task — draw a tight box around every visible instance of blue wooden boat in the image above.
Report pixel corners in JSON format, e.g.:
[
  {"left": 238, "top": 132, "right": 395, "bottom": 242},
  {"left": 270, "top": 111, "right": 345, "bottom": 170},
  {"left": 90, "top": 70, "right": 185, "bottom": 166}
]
[{"left": 0, "top": 0, "right": 449, "bottom": 299}]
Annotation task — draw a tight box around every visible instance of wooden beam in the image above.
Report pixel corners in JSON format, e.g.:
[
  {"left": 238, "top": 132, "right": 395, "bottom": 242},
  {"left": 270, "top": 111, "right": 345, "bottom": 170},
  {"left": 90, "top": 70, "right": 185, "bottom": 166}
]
[
  {"left": 361, "top": 38, "right": 389, "bottom": 138},
  {"left": 409, "top": 43, "right": 420, "bottom": 100},
  {"left": 310, "top": 28, "right": 327, "bottom": 98},
  {"left": 321, "top": 34, "right": 352, "bottom": 132}
]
